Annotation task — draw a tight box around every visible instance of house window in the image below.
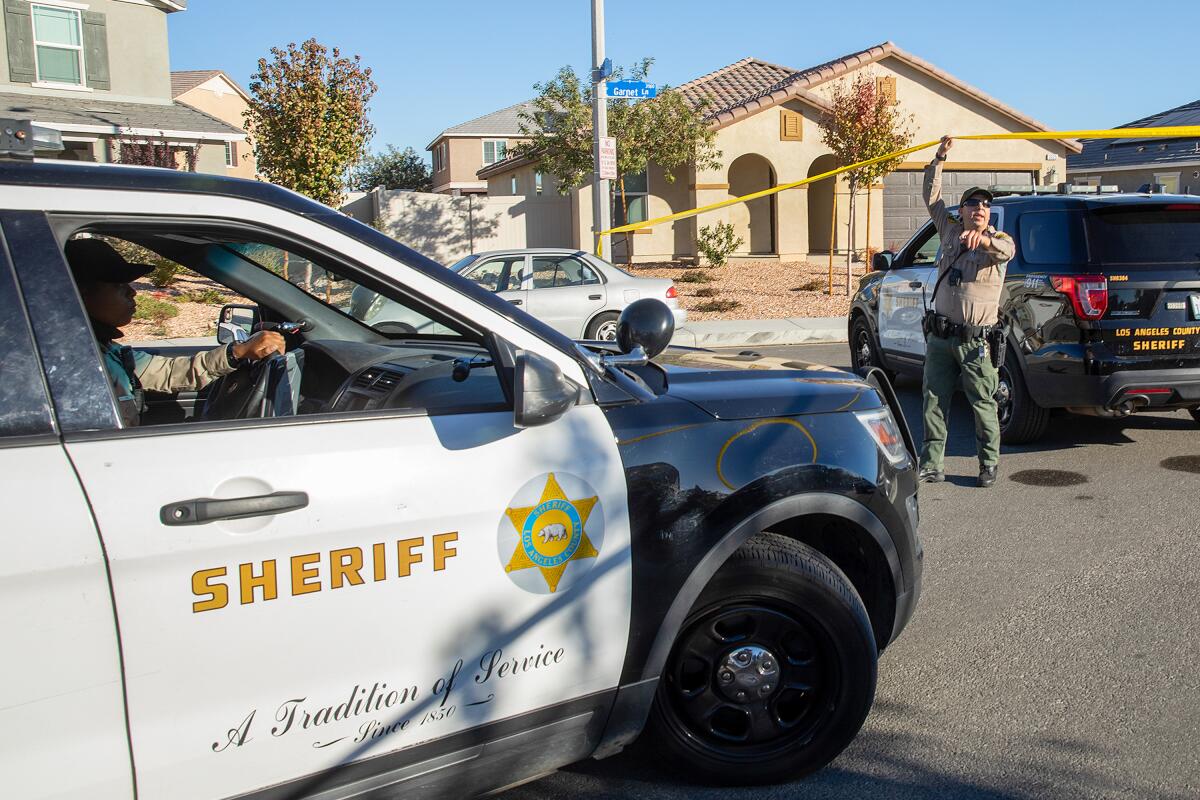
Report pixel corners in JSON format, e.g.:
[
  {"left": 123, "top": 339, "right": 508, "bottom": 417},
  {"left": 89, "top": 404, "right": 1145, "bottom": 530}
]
[
  {"left": 510, "top": 175, "right": 518, "bottom": 194},
  {"left": 224, "top": 141, "right": 238, "bottom": 168},
  {"left": 611, "top": 169, "right": 648, "bottom": 226},
  {"left": 535, "top": 171, "right": 543, "bottom": 196},
  {"left": 1153, "top": 172, "right": 1180, "bottom": 194},
  {"left": 483, "top": 139, "right": 507, "bottom": 165},
  {"left": 32, "top": 4, "right": 86, "bottom": 86}
]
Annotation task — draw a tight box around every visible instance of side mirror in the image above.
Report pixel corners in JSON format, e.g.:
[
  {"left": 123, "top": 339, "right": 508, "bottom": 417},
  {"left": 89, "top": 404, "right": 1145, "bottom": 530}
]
[
  {"left": 514, "top": 350, "right": 579, "bottom": 428},
  {"left": 616, "top": 298, "right": 675, "bottom": 358},
  {"left": 216, "top": 303, "right": 259, "bottom": 343},
  {"left": 872, "top": 251, "right": 895, "bottom": 271}
]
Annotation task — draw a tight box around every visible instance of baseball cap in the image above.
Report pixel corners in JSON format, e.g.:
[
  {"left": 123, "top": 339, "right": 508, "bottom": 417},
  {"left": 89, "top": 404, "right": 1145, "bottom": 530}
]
[
  {"left": 64, "top": 238, "right": 153, "bottom": 284},
  {"left": 959, "top": 186, "right": 994, "bottom": 206}
]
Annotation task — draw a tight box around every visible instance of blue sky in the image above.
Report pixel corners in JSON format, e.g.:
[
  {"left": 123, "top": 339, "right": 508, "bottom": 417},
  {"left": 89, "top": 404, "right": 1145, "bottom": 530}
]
[{"left": 170, "top": 0, "right": 1198, "bottom": 160}]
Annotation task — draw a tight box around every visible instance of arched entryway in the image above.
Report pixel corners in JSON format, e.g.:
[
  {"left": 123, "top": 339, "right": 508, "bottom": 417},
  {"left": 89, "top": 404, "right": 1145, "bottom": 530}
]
[
  {"left": 727, "top": 153, "right": 776, "bottom": 255},
  {"left": 807, "top": 154, "right": 838, "bottom": 254}
]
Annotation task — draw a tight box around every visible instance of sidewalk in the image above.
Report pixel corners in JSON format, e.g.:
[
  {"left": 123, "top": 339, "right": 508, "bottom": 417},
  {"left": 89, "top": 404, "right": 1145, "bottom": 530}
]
[{"left": 670, "top": 316, "right": 846, "bottom": 348}]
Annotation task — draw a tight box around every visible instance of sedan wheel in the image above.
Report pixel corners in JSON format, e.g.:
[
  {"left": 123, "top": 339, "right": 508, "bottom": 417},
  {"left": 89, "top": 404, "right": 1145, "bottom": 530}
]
[{"left": 586, "top": 312, "right": 620, "bottom": 341}]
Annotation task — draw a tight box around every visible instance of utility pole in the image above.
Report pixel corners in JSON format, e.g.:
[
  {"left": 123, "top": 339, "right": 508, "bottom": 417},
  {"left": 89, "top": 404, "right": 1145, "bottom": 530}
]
[{"left": 590, "top": 0, "right": 611, "bottom": 258}]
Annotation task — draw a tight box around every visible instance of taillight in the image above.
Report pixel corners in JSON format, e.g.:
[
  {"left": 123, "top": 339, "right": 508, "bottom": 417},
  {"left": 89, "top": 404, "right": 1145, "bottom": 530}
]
[
  {"left": 665, "top": 285, "right": 678, "bottom": 299},
  {"left": 1050, "top": 274, "right": 1108, "bottom": 320}
]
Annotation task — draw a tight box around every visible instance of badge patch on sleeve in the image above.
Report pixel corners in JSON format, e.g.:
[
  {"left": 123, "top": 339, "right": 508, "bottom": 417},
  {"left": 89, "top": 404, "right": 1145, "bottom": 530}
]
[{"left": 498, "top": 473, "right": 604, "bottom": 594}]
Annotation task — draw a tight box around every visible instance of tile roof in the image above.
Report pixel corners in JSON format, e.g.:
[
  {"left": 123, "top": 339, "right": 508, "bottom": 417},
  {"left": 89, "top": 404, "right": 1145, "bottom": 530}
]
[
  {"left": 1069, "top": 97, "right": 1200, "bottom": 171},
  {"left": 681, "top": 42, "right": 1077, "bottom": 150},
  {"left": 0, "top": 92, "right": 244, "bottom": 137},
  {"left": 426, "top": 101, "right": 536, "bottom": 150},
  {"left": 170, "top": 70, "right": 221, "bottom": 98}
]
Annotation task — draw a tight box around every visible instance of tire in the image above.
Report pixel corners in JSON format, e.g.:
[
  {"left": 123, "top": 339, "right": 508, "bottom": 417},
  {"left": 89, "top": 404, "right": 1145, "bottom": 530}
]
[
  {"left": 849, "top": 316, "right": 895, "bottom": 384},
  {"left": 646, "top": 533, "right": 878, "bottom": 785},
  {"left": 586, "top": 311, "right": 620, "bottom": 341},
  {"left": 1189, "top": 407, "right": 1200, "bottom": 425},
  {"left": 372, "top": 321, "right": 416, "bottom": 335},
  {"left": 997, "top": 346, "right": 1050, "bottom": 444}
]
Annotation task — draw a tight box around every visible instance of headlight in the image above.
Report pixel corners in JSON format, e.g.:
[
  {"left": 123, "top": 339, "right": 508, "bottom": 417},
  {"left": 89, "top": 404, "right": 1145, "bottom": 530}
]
[{"left": 854, "top": 407, "right": 910, "bottom": 467}]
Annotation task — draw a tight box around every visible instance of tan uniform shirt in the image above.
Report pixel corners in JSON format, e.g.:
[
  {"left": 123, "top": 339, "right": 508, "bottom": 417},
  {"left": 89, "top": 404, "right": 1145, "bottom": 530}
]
[{"left": 923, "top": 159, "right": 1016, "bottom": 326}]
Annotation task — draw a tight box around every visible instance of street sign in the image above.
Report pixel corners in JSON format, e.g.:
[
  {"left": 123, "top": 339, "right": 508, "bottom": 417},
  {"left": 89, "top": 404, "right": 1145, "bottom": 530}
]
[
  {"left": 598, "top": 137, "right": 617, "bottom": 180},
  {"left": 604, "top": 81, "right": 657, "bottom": 99}
]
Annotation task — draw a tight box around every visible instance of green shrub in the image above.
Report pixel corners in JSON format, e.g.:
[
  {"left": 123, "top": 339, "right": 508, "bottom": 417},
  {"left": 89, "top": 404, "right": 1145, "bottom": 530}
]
[
  {"left": 148, "top": 258, "right": 183, "bottom": 288},
  {"left": 694, "top": 286, "right": 719, "bottom": 297},
  {"left": 134, "top": 294, "right": 179, "bottom": 323},
  {"left": 179, "top": 287, "right": 225, "bottom": 304},
  {"left": 676, "top": 269, "right": 714, "bottom": 284},
  {"left": 696, "top": 222, "right": 743, "bottom": 268},
  {"left": 694, "top": 298, "right": 741, "bottom": 313}
]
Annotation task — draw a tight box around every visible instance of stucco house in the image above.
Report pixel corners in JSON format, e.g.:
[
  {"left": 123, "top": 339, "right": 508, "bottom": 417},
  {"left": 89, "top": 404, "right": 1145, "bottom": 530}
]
[
  {"left": 1, "top": 0, "right": 244, "bottom": 174},
  {"left": 426, "top": 101, "right": 534, "bottom": 196},
  {"left": 1067, "top": 98, "right": 1200, "bottom": 195},
  {"left": 170, "top": 69, "right": 256, "bottom": 179},
  {"left": 476, "top": 42, "right": 1081, "bottom": 263}
]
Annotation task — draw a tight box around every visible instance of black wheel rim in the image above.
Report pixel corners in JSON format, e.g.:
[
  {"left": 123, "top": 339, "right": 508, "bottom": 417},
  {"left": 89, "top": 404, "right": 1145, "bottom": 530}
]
[
  {"left": 854, "top": 328, "right": 873, "bottom": 370},
  {"left": 662, "top": 602, "right": 837, "bottom": 760},
  {"left": 996, "top": 365, "right": 1014, "bottom": 429}
]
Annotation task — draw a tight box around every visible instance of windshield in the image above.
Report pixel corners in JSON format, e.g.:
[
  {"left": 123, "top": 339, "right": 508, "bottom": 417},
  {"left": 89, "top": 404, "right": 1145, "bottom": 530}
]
[
  {"left": 1087, "top": 204, "right": 1200, "bottom": 266},
  {"left": 448, "top": 254, "right": 480, "bottom": 273}
]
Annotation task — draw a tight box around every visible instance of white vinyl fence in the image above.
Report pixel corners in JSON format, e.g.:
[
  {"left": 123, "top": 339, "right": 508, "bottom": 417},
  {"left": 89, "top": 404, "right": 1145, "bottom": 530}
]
[{"left": 342, "top": 189, "right": 573, "bottom": 265}]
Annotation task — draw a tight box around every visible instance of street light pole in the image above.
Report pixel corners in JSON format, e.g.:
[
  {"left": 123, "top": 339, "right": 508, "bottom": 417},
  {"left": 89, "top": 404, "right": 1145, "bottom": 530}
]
[{"left": 590, "top": 0, "right": 611, "bottom": 258}]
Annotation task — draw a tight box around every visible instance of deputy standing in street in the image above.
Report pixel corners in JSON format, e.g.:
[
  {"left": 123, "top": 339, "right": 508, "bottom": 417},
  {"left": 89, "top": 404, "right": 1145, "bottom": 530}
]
[{"left": 919, "top": 136, "right": 1015, "bottom": 488}]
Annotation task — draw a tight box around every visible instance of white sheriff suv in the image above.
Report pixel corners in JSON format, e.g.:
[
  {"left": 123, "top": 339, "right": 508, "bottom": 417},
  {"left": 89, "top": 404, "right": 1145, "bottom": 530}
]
[{"left": 0, "top": 121, "right": 921, "bottom": 799}]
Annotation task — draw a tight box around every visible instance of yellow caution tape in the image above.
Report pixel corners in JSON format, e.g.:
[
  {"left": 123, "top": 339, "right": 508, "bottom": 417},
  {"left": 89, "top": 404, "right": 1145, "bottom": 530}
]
[{"left": 595, "top": 126, "right": 1200, "bottom": 255}]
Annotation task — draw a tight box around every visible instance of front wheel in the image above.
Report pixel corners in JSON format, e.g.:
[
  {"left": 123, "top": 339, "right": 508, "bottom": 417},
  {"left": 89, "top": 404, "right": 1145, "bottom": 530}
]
[
  {"left": 646, "top": 534, "right": 878, "bottom": 785},
  {"left": 850, "top": 316, "right": 895, "bottom": 383},
  {"left": 997, "top": 347, "right": 1049, "bottom": 444},
  {"left": 1188, "top": 407, "right": 1200, "bottom": 425},
  {"left": 586, "top": 312, "right": 620, "bottom": 341}
]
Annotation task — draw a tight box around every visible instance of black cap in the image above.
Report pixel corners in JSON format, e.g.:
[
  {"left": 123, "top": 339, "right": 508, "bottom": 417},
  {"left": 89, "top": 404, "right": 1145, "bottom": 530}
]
[
  {"left": 959, "top": 186, "right": 994, "bottom": 206},
  {"left": 65, "top": 238, "right": 153, "bottom": 284}
]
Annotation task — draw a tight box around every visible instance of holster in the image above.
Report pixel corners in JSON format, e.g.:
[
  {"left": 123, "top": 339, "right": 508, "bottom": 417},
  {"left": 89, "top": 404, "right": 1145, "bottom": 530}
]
[{"left": 986, "top": 324, "right": 1006, "bottom": 368}]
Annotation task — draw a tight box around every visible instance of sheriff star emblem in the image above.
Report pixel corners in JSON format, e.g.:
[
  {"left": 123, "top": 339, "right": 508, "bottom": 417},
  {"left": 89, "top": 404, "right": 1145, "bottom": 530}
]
[{"left": 502, "top": 473, "right": 600, "bottom": 593}]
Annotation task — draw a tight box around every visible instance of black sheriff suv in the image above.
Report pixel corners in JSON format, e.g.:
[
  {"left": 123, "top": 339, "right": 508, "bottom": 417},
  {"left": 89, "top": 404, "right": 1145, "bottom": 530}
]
[
  {"left": 850, "top": 190, "right": 1200, "bottom": 442},
  {"left": 0, "top": 121, "right": 920, "bottom": 799}
]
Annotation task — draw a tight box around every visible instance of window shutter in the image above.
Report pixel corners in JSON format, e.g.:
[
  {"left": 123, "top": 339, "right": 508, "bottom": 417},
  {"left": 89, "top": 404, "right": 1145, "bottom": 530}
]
[
  {"left": 81, "top": 11, "right": 111, "bottom": 90},
  {"left": 779, "top": 109, "right": 803, "bottom": 142},
  {"left": 877, "top": 76, "right": 897, "bottom": 106},
  {"left": 4, "top": 1, "right": 36, "bottom": 84},
  {"left": 230, "top": 141, "right": 238, "bottom": 165}
]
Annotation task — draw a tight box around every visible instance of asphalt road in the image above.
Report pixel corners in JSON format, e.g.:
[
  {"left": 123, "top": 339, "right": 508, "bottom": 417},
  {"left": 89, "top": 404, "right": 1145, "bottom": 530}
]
[{"left": 502, "top": 342, "right": 1200, "bottom": 800}]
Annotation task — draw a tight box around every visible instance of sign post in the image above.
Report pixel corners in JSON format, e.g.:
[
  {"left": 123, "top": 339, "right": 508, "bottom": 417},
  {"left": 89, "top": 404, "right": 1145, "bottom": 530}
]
[{"left": 590, "top": 0, "right": 611, "bottom": 258}]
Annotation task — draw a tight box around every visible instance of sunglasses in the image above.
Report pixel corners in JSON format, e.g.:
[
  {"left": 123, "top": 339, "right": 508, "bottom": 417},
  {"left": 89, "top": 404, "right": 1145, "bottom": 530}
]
[{"left": 962, "top": 198, "right": 992, "bottom": 209}]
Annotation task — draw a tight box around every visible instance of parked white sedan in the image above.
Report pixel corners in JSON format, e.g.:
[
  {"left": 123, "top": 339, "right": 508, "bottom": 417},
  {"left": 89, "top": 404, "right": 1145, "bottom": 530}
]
[{"left": 350, "top": 248, "right": 686, "bottom": 340}]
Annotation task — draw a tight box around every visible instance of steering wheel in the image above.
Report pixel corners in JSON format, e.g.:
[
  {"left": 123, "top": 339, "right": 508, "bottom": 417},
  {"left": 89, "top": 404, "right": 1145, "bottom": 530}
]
[{"left": 201, "top": 355, "right": 284, "bottom": 420}]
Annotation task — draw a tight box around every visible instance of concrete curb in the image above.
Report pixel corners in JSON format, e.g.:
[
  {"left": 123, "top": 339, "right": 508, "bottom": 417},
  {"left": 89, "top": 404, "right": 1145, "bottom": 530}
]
[{"left": 671, "top": 317, "right": 846, "bottom": 349}]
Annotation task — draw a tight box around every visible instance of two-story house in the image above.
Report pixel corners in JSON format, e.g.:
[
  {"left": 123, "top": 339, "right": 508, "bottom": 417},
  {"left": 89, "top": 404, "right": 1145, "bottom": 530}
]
[
  {"left": 170, "top": 69, "right": 256, "bottom": 179},
  {"left": 425, "top": 101, "right": 533, "bottom": 196},
  {"left": 1, "top": 0, "right": 243, "bottom": 173}
]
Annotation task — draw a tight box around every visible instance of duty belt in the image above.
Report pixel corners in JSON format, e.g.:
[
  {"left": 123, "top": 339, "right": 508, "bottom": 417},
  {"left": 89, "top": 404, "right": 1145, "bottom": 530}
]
[{"left": 923, "top": 312, "right": 989, "bottom": 341}]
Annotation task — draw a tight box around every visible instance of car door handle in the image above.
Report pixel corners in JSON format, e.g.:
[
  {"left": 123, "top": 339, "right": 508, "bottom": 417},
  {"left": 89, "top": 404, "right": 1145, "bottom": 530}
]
[
  {"left": 908, "top": 281, "right": 924, "bottom": 289},
  {"left": 160, "top": 491, "right": 309, "bottom": 526},
  {"left": 510, "top": 299, "right": 523, "bottom": 305},
  {"left": 588, "top": 294, "right": 602, "bottom": 300}
]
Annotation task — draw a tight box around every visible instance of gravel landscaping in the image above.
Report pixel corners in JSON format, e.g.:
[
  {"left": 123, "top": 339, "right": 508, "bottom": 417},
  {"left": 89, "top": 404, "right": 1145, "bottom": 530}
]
[{"left": 626, "top": 259, "right": 867, "bottom": 321}]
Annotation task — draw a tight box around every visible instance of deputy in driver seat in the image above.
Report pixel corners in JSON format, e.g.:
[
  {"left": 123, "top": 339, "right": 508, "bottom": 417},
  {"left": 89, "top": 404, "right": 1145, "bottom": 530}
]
[{"left": 67, "top": 238, "right": 285, "bottom": 426}]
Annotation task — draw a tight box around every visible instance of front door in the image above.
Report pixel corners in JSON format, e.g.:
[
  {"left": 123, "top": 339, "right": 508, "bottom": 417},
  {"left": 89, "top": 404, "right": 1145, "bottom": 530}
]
[
  {"left": 18, "top": 205, "right": 632, "bottom": 800},
  {"left": 461, "top": 254, "right": 529, "bottom": 310},
  {"left": 878, "top": 224, "right": 940, "bottom": 359}
]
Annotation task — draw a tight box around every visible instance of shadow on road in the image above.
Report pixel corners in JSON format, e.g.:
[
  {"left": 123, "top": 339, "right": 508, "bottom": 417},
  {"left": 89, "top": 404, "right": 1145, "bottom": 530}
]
[{"left": 505, "top": 697, "right": 1177, "bottom": 800}]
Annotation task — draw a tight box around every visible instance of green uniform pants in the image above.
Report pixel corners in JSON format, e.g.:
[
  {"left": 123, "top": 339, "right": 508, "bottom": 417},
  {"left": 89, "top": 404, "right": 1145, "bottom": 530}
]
[{"left": 919, "top": 333, "right": 1000, "bottom": 471}]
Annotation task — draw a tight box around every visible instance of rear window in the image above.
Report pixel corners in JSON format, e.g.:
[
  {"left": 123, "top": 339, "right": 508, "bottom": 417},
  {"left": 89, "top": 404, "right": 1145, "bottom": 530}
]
[
  {"left": 1087, "top": 204, "right": 1200, "bottom": 266},
  {"left": 1018, "top": 210, "right": 1086, "bottom": 265}
]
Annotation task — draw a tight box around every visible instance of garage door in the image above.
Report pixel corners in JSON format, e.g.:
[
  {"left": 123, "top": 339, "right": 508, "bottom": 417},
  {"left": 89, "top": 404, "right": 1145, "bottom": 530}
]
[{"left": 883, "top": 169, "right": 1035, "bottom": 247}]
